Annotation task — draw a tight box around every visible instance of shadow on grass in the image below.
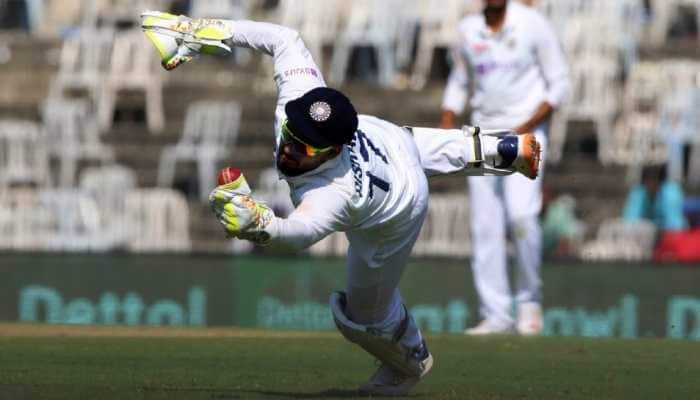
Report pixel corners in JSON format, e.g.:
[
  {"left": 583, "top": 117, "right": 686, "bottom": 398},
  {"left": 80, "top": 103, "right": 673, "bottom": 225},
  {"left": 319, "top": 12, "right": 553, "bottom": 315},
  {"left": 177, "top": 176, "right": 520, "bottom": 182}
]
[{"left": 216, "top": 388, "right": 426, "bottom": 399}]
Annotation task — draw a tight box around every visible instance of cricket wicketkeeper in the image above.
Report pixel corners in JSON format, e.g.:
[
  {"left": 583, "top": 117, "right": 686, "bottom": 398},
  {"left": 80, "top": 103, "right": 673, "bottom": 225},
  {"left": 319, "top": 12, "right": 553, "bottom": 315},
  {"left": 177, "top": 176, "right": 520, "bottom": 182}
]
[{"left": 141, "top": 12, "right": 540, "bottom": 396}]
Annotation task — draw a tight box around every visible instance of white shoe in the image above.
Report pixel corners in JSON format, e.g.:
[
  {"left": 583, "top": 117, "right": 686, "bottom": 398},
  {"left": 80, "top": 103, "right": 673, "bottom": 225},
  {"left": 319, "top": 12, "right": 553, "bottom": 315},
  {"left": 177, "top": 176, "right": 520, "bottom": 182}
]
[
  {"left": 464, "top": 319, "right": 515, "bottom": 335},
  {"left": 359, "top": 341, "right": 433, "bottom": 397},
  {"left": 359, "top": 356, "right": 433, "bottom": 397},
  {"left": 516, "top": 303, "right": 543, "bottom": 336}
]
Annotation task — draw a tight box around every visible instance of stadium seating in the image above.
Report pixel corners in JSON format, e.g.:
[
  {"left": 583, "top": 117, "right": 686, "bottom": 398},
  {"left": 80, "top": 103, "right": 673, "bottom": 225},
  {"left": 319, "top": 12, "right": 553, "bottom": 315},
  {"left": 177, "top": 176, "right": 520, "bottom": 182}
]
[
  {"left": 412, "top": 193, "right": 471, "bottom": 258},
  {"left": 555, "top": 51, "right": 621, "bottom": 165},
  {"left": 0, "top": 189, "right": 48, "bottom": 250},
  {"left": 611, "top": 59, "right": 700, "bottom": 167},
  {"left": 79, "top": 165, "right": 137, "bottom": 249},
  {"left": 609, "top": 112, "right": 666, "bottom": 167},
  {"left": 157, "top": 100, "right": 242, "bottom": 202},
  {"left": 40, "top": 189, "right": 105, "bottom": 251},
  {"left": 409, "top": 0, "right": 469, "bottom": 90},
  {"left": 42, "top": 97, "right": 114, "bottom": 187},
  {"left": 308, "top": 194, "right": 471, "bottom": 258},
  {"left": 0, "top": 188, "right": 110, "bottom": 252},
  {"left": 2, "top": 0, "right": 699, "bottom": 257},
  {"left": 81, "top": 0, "right": 174, "bottom": 28},
  {"left": 329, "top": 0, "right": 402, "bottom": 86},
  {"left": 648, "top": 0, "right": 700, "bottom": 47},
  {"left": 579, "top": 218, "right": 657, "bottom": 262},
  {"left": 52, "top": 27, "right": 114, "bottom": 109},
  {"left": 190, "top": 0, "right": 252, "bottom": 19},
  {"left": 0, "top": 120, "right": 50, "bottom": 188},
  {"left": 98, "top": 28, "right": 165, "bottom": 134},
  {"left": 276, "top": 0, "right": 344, "bottom": 69},
  {"left": 255, "top": 166, "right": 294, "bottom": 217},
  {"left": 124, "top": 188, "right": 191, "bottom": 252}
]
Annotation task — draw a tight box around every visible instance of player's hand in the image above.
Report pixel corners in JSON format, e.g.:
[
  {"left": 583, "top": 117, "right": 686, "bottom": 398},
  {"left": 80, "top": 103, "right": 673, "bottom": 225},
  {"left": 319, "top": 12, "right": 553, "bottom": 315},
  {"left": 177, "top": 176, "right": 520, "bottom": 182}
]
[
  {"left": 439, "top": 110, "right": 456, "bottom": 129},
  {"left": 513, "top": 125, "right": 530, "bottom": 135},
  {"left": 209, "top": 187, "right": 274, "bottom": 245}
]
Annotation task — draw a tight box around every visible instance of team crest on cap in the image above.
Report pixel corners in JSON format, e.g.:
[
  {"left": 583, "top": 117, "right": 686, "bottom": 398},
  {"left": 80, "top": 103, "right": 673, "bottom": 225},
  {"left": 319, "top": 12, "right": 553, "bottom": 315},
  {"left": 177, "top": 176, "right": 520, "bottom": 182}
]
[{"left": 309, "top": 101, "right": 332, "bottom": 122}]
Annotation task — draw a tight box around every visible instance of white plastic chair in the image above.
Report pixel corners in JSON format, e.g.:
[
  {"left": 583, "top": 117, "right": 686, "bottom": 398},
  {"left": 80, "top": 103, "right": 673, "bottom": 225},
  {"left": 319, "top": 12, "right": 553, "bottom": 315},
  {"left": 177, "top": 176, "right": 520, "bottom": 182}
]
[
  {"left": 558, "top": 52, "right": 620, "bottom": 164},
  {"left": 276, "top": 0, "right": 345, "bottom": 69},
  {"left": 81, "top": 0, "right": 173, "bottom": 28},
  {"left": 39, "top": 189, "right": 105, "bottom": 252},
  {"left": 42, "top": 97, "right": 114, "bottom": 187},
  {"left": 79, "top": 164, "right": 137, "bottom": 249},
  {"left": 609, "top": 112, "right": 666, "bottom": 166},
  {"left": 579, "top": 218, "right": 656, "bottom": 262},
  {"left": 255, "top": 167, "right": 294, "bottom": 217},
  {"left": 0, "top": 120, "right": 50, "bottom": 188},
  {"left": 409, "top": 0, "right": 469, "bottom": 89},
  {"left": 412, "top": 193, "right": 471, "bottom": 258},
  {"left": 648, "top": 0, "right": 700, "bottom": 47},
  {"left": 0, "top": 189, "right": 49, "bottom": 251},
  {"left": 190, "top": 0, "right": 252, "bottom": 19},
  {"left": 329, "top": 0, "right": 402, "bottom": 87},
  {"left": 52, "top": 27, "right": 114, "bottom": 108},
  {"left": 158, "top": 100, "right": 242, "bottom": 202},
  {"left": 98, "top": 29, "right": 165, "bottom": 134},
  {"left": 124, "top": 188, "right": 192, "bottom": 252},
  {"left": 623, "top": 61, "right": 663, "bottom": 113}
]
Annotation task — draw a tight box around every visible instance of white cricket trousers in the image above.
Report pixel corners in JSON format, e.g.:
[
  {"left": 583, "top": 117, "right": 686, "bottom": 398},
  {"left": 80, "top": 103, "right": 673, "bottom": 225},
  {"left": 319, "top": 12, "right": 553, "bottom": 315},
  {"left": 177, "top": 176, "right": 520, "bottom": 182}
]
[
  {"left": 468, "top": 127, "right": 548, "bottom": 325},
  {"left": 344, "top": 127, "right": 429, "bottom": 349}
]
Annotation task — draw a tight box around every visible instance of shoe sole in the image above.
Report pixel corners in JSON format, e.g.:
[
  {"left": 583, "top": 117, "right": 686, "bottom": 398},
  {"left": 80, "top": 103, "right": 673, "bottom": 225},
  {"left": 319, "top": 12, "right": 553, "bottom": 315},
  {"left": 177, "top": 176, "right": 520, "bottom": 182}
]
[
  {"left": 513, "top": 133, "right": 541, "bottom": 180},
  {"left": 359, "top": 354, "right": 434, "bottom": 396}
]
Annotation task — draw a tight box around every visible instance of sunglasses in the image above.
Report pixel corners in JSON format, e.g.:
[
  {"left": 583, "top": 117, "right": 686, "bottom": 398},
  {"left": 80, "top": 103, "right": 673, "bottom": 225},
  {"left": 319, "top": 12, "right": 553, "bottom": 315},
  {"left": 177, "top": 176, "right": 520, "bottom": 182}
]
[{"left": 281, "top": 119, "right": 334, "bottom": 157}]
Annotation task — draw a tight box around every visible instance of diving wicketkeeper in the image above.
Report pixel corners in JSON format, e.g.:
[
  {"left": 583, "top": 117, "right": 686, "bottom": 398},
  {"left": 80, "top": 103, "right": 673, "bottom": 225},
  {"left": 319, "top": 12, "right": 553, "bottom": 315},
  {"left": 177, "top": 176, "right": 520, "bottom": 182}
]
[{"left": 141, "top": 11, "right": 540, "bottom": 396}]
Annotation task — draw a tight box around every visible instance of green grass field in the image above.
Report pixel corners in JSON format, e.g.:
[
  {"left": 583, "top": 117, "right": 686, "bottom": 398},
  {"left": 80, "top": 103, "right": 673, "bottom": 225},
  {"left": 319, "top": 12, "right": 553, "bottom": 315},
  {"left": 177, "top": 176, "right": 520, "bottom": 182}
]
[{"left": 0, "top": 324, "right": 697, "bottom": 400}]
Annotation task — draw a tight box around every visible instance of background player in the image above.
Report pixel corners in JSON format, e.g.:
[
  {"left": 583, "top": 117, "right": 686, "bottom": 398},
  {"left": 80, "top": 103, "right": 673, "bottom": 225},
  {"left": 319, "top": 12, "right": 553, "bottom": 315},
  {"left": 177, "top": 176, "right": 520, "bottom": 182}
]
[
  {"left": 440, "top": 0, "right": 570, "bottom": 335},
  {"left": 141, "top": 12, "right": 540, "bottom": 395}
]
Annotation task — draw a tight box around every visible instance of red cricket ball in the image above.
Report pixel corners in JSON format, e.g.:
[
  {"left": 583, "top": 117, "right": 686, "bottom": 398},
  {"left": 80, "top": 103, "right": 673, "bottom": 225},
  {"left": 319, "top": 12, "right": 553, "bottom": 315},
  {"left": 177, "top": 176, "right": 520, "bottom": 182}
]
[{"left": 217, "top": 167, "right": 242, "bottom": 185}]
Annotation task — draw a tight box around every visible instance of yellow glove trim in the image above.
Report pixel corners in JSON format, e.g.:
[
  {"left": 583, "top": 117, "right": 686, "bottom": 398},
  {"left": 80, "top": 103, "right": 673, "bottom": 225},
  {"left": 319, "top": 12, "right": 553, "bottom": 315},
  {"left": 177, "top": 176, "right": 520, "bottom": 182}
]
[
  {"left": 195, "top": 26, "right": 229, "bottom": 40},
  {"left": 143, "top": 31, "right": 170, "bottom": 61}
]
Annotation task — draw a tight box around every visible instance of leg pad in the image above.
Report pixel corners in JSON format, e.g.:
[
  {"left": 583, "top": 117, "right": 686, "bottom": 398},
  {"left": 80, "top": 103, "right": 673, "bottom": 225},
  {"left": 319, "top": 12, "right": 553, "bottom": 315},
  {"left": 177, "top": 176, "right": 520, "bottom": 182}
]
[{"left": 330, "top": 291, "right": 430, "bottom": 378}]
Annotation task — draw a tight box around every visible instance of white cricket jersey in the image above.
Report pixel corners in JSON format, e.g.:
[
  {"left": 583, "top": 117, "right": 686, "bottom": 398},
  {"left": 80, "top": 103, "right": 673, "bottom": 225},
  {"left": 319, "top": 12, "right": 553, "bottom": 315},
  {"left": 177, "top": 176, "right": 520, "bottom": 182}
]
[
  {"left": 228, "top": 21, "right": 426, "bottom": 256},
  {"left": 442, "top": 1, "right": 569, "bottom": 128}
]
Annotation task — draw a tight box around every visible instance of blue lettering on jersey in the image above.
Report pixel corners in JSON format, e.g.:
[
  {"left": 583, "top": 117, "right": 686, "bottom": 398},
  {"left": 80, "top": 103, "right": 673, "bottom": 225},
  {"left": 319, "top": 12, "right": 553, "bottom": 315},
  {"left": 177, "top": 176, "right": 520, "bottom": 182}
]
[
  {"left": 349, "top": 148, "right": 363, "bottom": 197},
  {"left": 357, "top": 130, "right": 388, "bottom": 164},
  {"left": 348, "top": 130, "right": 391, "bottom": 200}
]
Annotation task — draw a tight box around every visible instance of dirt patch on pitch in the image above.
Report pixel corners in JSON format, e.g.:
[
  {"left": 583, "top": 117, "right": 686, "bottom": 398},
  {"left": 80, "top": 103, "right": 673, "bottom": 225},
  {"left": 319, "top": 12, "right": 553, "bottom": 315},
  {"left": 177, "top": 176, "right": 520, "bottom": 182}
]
[{"left": 0, "top": 323, "right": 335, "bottom": 339}]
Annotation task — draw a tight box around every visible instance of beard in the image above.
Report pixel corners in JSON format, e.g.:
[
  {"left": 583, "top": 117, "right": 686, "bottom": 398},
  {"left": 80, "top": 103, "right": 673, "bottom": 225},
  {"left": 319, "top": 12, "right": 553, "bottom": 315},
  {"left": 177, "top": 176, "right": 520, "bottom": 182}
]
[{"left": 484, "top": 0, "right": 507, "bottom": 13}]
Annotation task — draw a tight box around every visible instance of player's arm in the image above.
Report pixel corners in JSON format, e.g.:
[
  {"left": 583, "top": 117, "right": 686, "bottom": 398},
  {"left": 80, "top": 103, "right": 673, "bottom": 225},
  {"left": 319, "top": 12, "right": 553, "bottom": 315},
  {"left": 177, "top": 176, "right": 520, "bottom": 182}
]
[
  {"left": 224, "top": 20, "right": 326, "bottom": 110},
  {"left": 141, "top": 14, "right": 325, "bottom": 109},
  {"left": 266, "top": 189, "right": 351, "bottom": 251},
  {"left": 513, "top": 14, "right": 570, "bottom": 134},
  {"left": 440, "top": 29, "right": 470, "bottom": 129},
  {"left": 210, "top": 181, "right": 351, "bottom": 251}
]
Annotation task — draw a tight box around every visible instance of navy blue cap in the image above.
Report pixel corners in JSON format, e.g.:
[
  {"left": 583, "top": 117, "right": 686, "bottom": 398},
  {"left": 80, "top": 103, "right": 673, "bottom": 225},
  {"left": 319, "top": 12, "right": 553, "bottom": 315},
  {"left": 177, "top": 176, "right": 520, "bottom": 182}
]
[{"left": 284, "top": 87, "right": 358, "bottom": 148}]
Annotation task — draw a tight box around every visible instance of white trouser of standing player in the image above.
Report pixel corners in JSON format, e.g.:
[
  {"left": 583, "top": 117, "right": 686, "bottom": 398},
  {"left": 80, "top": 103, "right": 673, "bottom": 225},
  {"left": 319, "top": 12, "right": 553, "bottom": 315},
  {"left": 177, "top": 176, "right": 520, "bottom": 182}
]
[{"left": 468, "top": 123, "right": 548, "bottom": 328}]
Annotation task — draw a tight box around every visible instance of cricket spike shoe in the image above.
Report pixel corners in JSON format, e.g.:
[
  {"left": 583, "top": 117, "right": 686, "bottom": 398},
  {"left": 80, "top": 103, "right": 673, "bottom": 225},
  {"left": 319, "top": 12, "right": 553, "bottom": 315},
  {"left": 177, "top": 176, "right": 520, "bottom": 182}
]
[
  {"left": 359, "top": 341, "right": 433, "bottom": 397},
  {"left": 496, "top": 133, "right": 541, "bottom": 180},
  {"left": 140, "top": 10, "right": 233, "bottom": 70}
]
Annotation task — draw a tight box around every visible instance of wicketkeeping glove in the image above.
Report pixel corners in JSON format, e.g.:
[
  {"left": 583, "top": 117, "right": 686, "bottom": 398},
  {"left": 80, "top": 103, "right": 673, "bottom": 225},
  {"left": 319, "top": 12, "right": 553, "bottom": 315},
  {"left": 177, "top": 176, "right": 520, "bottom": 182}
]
[{"left": 209, "top": 174, "right": 275, "bottom": 246}]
